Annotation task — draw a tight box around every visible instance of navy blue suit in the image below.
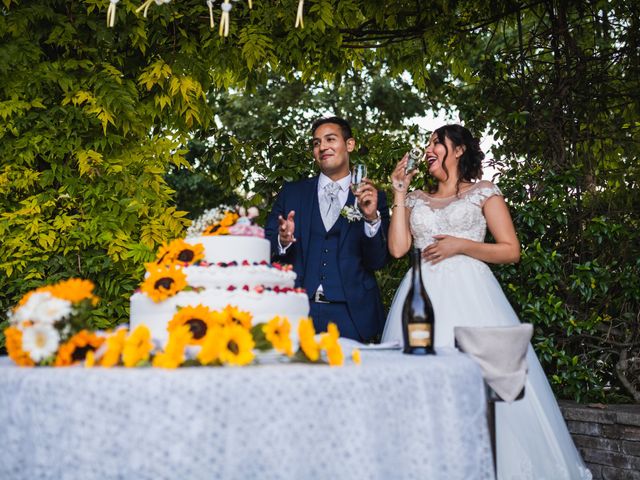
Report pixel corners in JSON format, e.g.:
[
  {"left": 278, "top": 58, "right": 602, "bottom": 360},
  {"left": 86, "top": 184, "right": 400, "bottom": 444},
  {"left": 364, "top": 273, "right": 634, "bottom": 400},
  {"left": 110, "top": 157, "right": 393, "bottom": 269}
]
[{"left": 265, "top": 176, "right": 390, "bottom": 342}]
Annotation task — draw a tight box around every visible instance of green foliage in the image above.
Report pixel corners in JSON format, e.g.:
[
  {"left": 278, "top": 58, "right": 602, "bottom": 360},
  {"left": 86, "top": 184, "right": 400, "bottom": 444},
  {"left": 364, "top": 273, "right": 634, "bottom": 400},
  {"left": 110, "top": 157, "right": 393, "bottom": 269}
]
[
  {"left": 167, "top": 69, "right": 429, "bottom": 219},
  {"left": 0, "top": 1, "right": 205, "bottom": 330},
  {"left": 494, "top": 162, "right": 639, "bottom": 402}
]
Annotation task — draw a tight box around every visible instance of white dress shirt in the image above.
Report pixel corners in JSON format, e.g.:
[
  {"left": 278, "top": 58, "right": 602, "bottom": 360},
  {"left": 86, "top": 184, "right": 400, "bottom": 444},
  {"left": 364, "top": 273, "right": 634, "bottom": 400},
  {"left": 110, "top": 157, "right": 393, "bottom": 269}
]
[{"left": 278, "top": 172, "right": 381, "bottom": 255}]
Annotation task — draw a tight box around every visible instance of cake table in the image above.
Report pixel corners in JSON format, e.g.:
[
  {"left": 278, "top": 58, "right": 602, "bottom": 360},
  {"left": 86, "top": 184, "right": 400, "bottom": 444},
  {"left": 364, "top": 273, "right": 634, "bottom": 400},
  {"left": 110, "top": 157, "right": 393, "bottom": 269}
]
[{"left": 0, "top": 349, "right": 493, "bottom": 479}]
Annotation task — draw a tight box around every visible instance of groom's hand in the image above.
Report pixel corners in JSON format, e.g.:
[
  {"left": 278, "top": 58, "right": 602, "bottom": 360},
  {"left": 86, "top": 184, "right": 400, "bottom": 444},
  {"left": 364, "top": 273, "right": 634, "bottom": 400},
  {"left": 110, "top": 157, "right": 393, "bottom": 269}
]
[
  {"left": 278, "top": 210, "right": 296, "bottom": 247},
  {"left": 355, "top": 179, "right": 379, "bottom": 222}
]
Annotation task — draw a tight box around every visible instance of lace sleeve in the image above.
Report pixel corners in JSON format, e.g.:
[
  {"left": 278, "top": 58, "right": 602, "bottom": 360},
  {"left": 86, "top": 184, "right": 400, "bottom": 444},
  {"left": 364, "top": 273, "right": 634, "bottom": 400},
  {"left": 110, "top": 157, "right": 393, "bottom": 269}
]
[
  {"left": 469, "top": 181, "right": 502, "bottom": 207},
  {"left": 405, "top": 191, "right": 418, "bottom": 209}
]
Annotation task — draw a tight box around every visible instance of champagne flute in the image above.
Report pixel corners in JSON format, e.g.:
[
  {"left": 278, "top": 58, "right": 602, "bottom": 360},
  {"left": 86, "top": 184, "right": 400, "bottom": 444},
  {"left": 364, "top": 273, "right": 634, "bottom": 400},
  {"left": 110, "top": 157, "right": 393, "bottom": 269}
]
[
  {"left": 351, "top": 164, "right": 367, "bottom": 208},
  {"left": 406, "top": 147, "right": 425, "bottom": 175},
  {"left": 351, "top": 164, "right": 367, "bottom": 194}
]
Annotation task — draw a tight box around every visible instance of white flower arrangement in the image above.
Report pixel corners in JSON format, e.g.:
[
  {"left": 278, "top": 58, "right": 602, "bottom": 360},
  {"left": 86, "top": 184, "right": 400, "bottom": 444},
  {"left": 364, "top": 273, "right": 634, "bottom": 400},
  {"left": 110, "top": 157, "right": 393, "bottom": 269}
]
[
  {"left": 185, "top": 205, "right": 236, "bottom": 237},
  {"left": 340, "top": 204, "right": 363, "bottom": 222},
  {"left": 5, "top": 278, "right": 99, "bottom": 366},
  {"left": 186, "top": 205, "right": 263, "bottom": 238},
  {"left": 10, "top": 292, "right": 73, "bottom": 325}
]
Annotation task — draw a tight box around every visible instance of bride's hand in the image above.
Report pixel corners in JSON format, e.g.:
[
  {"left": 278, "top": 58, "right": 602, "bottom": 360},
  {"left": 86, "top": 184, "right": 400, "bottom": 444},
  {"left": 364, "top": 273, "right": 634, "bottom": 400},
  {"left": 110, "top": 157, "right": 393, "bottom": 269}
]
[
  {"left": 391, "top": 154, "right": 417, "bottom": 193},
  {"left": 422, "top": 235, "right": 467, "bottom": 264}
]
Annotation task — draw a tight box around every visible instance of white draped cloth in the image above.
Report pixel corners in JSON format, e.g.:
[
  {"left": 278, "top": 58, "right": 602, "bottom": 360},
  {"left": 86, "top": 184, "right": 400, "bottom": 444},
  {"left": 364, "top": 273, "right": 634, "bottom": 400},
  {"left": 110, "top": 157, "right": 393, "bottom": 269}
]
[{"left": 0, "top": 351, "right": 493, "bottom": 479}]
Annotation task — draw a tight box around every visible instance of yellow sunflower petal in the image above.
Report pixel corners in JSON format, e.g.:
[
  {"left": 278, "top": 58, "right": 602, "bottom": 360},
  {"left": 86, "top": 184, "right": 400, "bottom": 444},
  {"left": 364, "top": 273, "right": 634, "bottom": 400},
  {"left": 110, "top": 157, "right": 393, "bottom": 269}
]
[
  {"left": 153, "top": 325, "right": 192, "bottom": 369},
  {"left": 167, "top": 304, "right": 218, "bottom": 345},
  {"left": 224, "top": 305, "right": 253, "bottom": 329},
  {"left": 298, "top": 317, "right": 320, "bottom": 362},
  {"left": 218, "top": 324, "right": 255, "bottom": 366},
  {"left": 263, "top": 316, "right": 293, "bottom": 357},
  {"left": 141, "top": 265, "right": 187, "bottom": 302},
  {"left": 197, "top": 326, "right": 224, "bottom": 365},
  {"left": 4, "top": 326, "right": 35, "bottom": 367},
  {"left": 122, "top": 325, "right": 154, "bottom": 367},
  {"left": 156, "top": 239, "right": 205, "bottom": 266},
  {"left": 48, "top": 278, "right": 97, "bottom": 304},
  {"left": 101, "top": 328, "right": 128, "bottom": 367},
  {"left": 352, "top": 348, "right": 362, "bottom": 365}
]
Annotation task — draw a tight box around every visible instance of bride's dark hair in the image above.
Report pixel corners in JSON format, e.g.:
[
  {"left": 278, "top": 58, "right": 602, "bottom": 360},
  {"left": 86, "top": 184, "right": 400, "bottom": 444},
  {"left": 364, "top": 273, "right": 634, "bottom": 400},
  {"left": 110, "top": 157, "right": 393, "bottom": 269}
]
[{"left": 431, "top": 124, "right": 484, "bottom": 195}]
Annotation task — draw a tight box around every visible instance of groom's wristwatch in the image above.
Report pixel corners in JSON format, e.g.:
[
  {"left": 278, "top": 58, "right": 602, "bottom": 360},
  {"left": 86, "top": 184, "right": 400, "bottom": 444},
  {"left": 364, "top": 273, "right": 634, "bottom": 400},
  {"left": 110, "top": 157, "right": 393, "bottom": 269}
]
[{"left": 364, "top": 210, "right": 381, "bottom": 224}]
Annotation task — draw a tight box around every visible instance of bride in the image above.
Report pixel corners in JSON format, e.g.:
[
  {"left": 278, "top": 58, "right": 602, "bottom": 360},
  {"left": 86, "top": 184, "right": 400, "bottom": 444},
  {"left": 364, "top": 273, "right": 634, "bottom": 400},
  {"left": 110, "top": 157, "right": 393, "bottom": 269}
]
[{"left": 382, "top": 124, "right": 591, "bottom": 479}]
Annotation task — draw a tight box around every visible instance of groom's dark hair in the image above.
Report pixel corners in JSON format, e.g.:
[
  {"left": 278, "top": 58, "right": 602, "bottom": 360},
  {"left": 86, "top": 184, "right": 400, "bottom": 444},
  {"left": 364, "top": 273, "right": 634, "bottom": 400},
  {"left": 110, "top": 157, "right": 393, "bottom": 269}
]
[{"left": 311, "top": 116, "right": 353, "bottom": 140}]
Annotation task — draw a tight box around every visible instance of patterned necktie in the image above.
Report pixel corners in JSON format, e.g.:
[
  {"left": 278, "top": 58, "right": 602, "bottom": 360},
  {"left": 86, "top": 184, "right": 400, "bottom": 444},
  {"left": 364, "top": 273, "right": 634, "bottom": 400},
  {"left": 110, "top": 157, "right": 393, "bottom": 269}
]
[{"left": 322, "top": 181, "right": 342, "bottom": 231}]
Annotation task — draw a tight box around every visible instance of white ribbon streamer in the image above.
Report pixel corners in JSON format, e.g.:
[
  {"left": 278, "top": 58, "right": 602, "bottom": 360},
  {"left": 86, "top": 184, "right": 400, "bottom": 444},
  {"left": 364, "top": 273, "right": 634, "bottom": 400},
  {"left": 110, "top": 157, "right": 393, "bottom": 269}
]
[
  {"left": 295, "top": 0, "right": 304, "bottom": 28},
  {"left": 106, "top": 0, "right": 119, "bottom": 28},
  {"left": 136, "top": 0, "right": 171, "bottom": 19},
  {"left": 207, "top": 0, "right": 215, "bottom": 29},
  {"left": 219, "top": 0, "right": 232, "bottom": 37}
]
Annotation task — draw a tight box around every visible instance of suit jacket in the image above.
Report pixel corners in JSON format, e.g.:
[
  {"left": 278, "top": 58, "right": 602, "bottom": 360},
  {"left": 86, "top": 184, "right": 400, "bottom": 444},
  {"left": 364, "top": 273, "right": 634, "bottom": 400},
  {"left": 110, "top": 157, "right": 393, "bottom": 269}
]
[{"left": 265, "top": 176, "right": 390, "bottom": 342}]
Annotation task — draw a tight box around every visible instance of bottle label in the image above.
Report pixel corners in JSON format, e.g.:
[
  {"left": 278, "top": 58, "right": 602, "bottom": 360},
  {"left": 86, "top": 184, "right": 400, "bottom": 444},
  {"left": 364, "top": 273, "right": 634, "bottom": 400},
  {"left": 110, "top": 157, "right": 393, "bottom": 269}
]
[{"left": 408, "top": 324, "right": 432, "bottom": 347}]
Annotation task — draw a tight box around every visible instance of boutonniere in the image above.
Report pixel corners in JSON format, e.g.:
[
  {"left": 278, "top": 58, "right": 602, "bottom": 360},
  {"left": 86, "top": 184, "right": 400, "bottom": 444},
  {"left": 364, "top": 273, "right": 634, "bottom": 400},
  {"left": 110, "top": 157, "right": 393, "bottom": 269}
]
[{"left": 340, "top": 204, "right": 363, "bottom": 222}]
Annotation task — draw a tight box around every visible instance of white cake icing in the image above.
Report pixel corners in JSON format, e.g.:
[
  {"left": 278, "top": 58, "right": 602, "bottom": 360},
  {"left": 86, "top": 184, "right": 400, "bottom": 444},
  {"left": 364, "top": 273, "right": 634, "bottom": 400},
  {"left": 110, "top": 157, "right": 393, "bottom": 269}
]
[
  {"left": 185, "top": 235, "right": 270, "bottom": 264},
  {"left": 130, "top": 235, "right": 309, "bottom": 346}
]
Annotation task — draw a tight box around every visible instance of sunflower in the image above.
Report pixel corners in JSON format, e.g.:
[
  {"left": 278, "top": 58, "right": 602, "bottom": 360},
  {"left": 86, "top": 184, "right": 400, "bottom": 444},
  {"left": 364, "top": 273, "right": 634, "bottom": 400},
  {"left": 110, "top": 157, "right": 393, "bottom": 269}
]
[
  {"left": 203, "top": 211, "right": 239, "bottom": 236},
  {"left": 218, "top": 324, "right": 255, "bottom": 366},
  {"left": 223, "top": 305, "right": 253, "bottom": 329},
  {"left": 48, "top": 278, "right": 97, "bottom": 304},
  {"left": 152, "top": 325, "right": 192, "bottom": 369},
  {"left": 122, "top": 325, "right": 154, "bottom": 367},
  {"left": 196, "top": 326, "right": 224, "bottom": 365},
  {"left": 155, "top": 239, "right": 204, "bottom": 266},
  {"left": 262, "top": 316, "right": 293, "bottom": 357},
  {"left": 297, "top": 317, "right": 320, "bottom": 362},
  {"left": 4, "top": 326, "right": 35, "bottom": 367},
  {"left": 220, "top": 211, "right": 239, "bottom": 227},
  {"left": 100, "top": 328, "right": 128, "bottom": 367},
  {"left": 167, "top": 305, "right": 218, "bottom": 345},
  {"left": 319, "top": 322, "right": 343, "bottom": 366},
  {"left": 141, "top": 265, "right": 187, "bottom": 302},
  {"left": 55, "top": 330, "right": 105, "bottom": 367}
]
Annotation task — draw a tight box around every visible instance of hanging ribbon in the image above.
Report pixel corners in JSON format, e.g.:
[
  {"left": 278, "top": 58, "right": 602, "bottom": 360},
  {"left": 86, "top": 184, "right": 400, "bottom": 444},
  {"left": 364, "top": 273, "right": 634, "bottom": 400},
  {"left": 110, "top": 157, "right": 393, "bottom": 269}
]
[
  {"left": 219, "top": 0, "right": 232, "bottom": 37},
  {"left": 295, "top": 0, "right": 304, "bottom": 28},
  {"left": 106, "top": 0, "right": 119, "bottom": 28},
  {"left": 207, "top": 0, "right": 215, "bottom": 29},
  {"left": 136, "top": 0, "right": 171, "bottom": 19}
]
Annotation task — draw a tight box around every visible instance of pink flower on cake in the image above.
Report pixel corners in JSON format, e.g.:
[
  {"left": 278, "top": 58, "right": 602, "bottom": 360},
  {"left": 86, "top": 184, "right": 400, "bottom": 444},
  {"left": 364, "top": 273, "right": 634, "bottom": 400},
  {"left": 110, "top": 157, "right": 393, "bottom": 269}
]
[{"left": 228, "top": 223, "right": 265, "bottom": 238}]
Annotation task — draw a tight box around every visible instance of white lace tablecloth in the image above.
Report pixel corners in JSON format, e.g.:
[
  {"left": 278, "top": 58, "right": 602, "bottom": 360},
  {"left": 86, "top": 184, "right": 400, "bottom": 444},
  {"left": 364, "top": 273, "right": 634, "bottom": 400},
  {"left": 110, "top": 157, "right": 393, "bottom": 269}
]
[{"left": 0, "top": 350, "right": 493, "bottom": 480}]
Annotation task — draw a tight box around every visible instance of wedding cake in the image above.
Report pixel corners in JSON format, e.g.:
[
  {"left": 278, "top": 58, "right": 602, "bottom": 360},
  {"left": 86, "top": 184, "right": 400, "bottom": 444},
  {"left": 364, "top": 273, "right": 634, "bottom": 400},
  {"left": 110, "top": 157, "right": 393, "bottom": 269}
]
[{"left": 129, "top": 206, "right": 310, "bottom": 345}]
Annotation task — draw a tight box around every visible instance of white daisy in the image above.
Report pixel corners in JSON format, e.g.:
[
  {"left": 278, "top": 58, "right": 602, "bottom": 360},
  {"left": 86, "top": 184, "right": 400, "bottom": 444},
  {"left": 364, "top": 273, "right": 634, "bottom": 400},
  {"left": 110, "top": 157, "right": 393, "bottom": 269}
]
[
  {"left": 31, "top": 296, "right": 73, "bottom": 324},
  {"left": 10, "top": 292, "right": 54, "bottom": 326},
  {"left": 21, "top": 324, "right": 60, "bottom": 362}
]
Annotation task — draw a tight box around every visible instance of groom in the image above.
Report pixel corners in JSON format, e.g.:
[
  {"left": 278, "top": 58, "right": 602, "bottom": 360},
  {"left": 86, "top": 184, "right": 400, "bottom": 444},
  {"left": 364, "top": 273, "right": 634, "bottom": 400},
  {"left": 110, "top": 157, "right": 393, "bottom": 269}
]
[{"left": 265, "top": 117, "right": 390, "bottom": 343}]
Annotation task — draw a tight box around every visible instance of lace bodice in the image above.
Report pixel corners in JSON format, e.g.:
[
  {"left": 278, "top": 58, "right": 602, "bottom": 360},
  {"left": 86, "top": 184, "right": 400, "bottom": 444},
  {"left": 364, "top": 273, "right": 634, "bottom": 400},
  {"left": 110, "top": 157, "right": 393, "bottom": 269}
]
[{"left": 406, "top": 180, "right": 502, "bottom": 250}]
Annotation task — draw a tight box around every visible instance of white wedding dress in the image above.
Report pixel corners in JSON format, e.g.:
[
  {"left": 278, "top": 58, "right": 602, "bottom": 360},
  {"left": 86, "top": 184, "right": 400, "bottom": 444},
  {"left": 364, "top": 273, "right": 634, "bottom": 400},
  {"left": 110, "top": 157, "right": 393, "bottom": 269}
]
[{"left": 382, "top": 181, "right": 591, "bottom": 480}]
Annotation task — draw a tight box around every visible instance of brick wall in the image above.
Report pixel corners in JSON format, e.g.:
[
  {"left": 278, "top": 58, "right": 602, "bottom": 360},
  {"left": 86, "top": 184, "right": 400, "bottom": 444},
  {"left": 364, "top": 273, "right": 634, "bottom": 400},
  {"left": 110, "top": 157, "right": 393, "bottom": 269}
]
[{"left": 560, "top": 401, "right": 640, "bottom": 480}]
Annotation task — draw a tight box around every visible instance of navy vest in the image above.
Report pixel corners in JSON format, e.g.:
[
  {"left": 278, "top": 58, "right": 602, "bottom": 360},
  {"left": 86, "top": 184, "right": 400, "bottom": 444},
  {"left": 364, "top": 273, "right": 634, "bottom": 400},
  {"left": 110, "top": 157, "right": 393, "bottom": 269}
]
[{"left": 303, "top": 193, "right": 346, "bottom": 301}]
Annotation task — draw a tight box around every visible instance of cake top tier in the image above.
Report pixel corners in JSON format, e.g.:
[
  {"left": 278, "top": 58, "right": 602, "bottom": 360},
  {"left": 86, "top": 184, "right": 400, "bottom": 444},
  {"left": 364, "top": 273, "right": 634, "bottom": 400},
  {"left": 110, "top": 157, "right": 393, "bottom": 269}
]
[{"left": 185, "top": 236, "right": 270, "bottom": 265}]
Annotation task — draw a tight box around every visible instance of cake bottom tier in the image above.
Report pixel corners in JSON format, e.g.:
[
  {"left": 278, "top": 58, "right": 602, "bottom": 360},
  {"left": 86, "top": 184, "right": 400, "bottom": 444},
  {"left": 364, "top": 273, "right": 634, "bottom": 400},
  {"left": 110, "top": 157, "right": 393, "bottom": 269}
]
[{"left": 130, "top": 290, "right": 310, "bottom": 346}]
